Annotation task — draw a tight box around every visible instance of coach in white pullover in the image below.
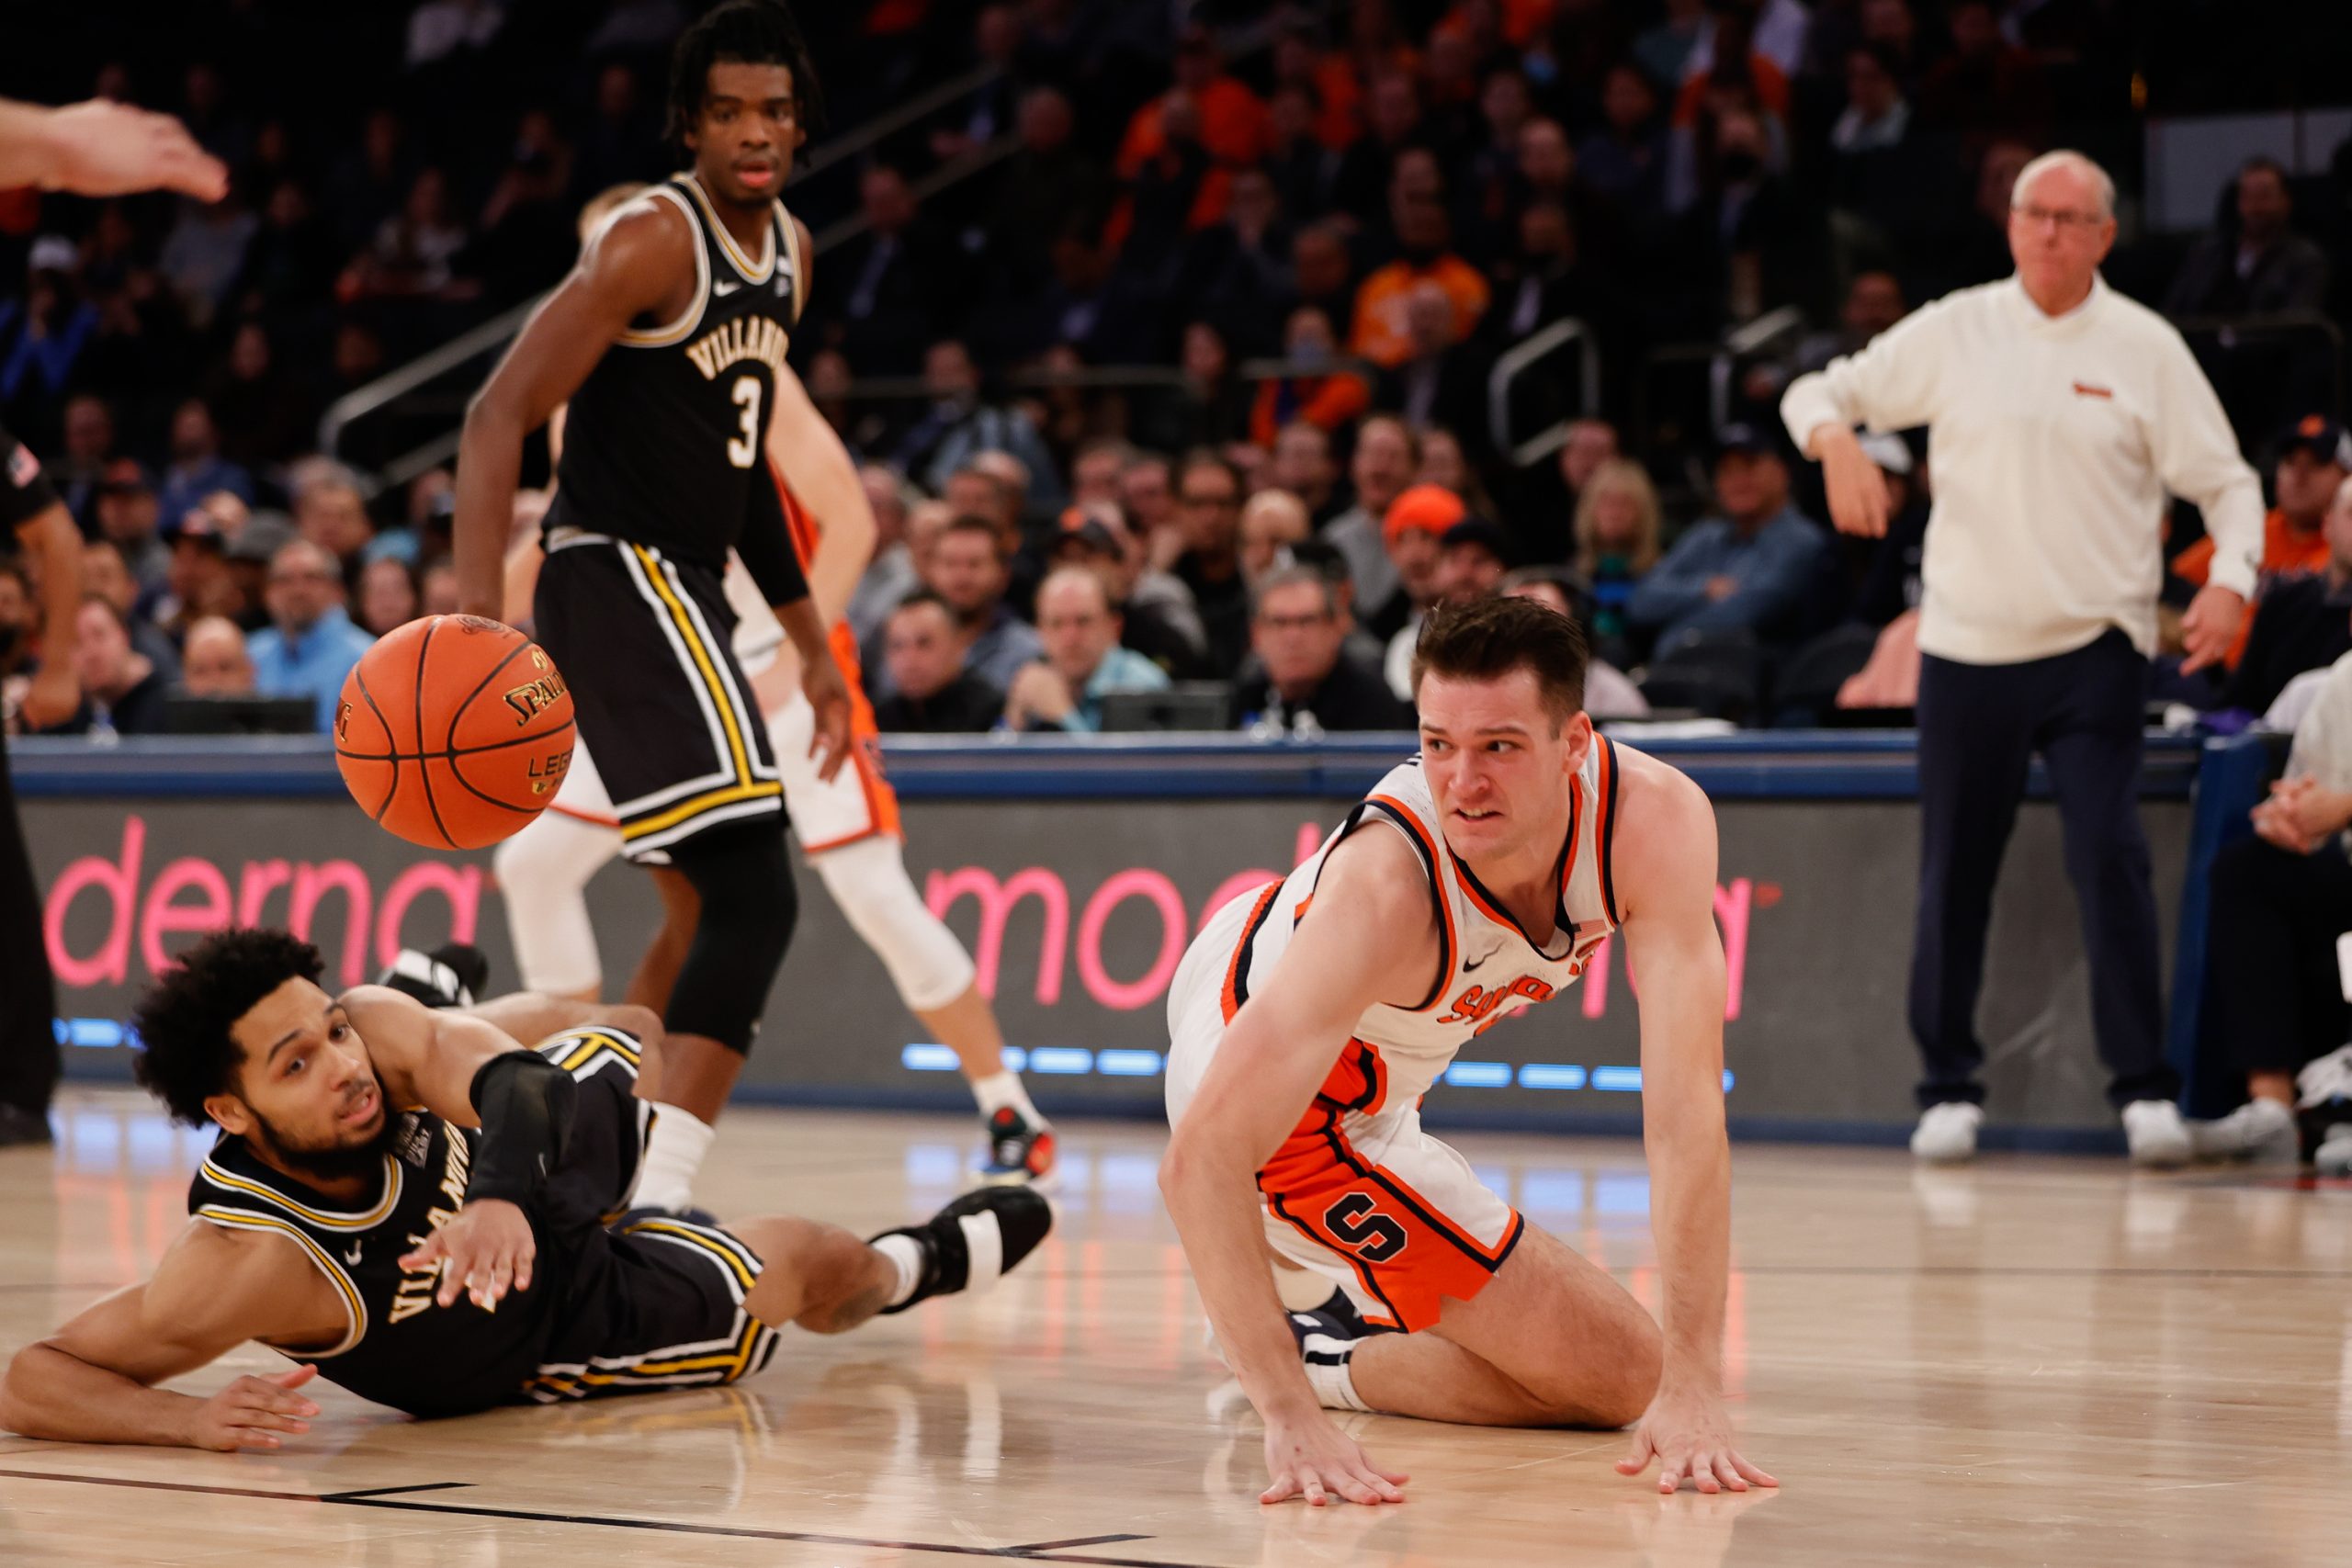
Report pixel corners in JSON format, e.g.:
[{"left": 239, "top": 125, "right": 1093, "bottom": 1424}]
[{"left": 1781, "top": 150, "right": 2263, "bottom": 1167}]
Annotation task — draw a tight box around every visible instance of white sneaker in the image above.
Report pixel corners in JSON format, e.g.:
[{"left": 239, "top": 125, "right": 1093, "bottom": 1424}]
[
  {"left": 2121, "top": 1100, "right": 2192, "bottom": 1168},
  {"left": 2186, "top": 1098, "right": 2300, "bottom": 1163},
  {"left": 1910, "top": 1102, "right": 1982, "bottom": 1164},
  {"left": 2316, "top": 1123, "right": 2352, "bottom": 1178}
]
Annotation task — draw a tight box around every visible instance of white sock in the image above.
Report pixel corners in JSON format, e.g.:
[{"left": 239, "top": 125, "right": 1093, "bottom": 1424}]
[
  {"left": 633, "top": 1104, "right": 715, "bottom": 1213},
  {"left": 1303, "top": 1348, "right": 1372, "bottom": 1413},
  {"left": 968, "top": 1070, "right": 1041, "bottom": 1123},
  {"left": 874, "top": 1233, "right": 924, "bottom": 1307}
]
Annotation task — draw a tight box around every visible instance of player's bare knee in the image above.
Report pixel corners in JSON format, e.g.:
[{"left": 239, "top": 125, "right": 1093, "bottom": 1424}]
[{"left": 600, "top": 1002, "right": 663, "bottom": 1049}]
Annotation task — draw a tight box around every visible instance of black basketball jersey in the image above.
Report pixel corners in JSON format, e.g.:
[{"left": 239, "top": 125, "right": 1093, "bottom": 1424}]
[
  {"left": 544, "top": 172, "right": 805, "bottom": 570},
  {"left": 187, "top": 1111, "right": 561, "bottom": 1418}
]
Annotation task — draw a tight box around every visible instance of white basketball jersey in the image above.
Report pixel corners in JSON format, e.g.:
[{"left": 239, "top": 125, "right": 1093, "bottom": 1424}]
[
  {"left": 720, "top": 556, "right": 786, "bottom": 673},
  {"left": 1222, "top": 739, "right": 1623, "bottom": 1108}
]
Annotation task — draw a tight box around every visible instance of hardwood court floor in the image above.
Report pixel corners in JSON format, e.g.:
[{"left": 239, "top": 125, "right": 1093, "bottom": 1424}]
[{"left": 3, "top": 1093, "right": 2349, "bottom": 1567}]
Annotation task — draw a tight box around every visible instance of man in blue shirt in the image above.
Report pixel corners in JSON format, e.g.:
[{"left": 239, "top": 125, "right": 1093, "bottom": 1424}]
[
  {"left": 246, "top": 537, "right": 374, "bottom": 731},
  {"left": 1001, "top": 566, "right": 1171, "bottom": 732},
  {"left": 1628, "top": 425, "right": 1828, "bottom": 649}
]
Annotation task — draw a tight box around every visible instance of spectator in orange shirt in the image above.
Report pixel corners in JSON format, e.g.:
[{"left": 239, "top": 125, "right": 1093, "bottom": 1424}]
[
  {"left": 1351, "top": 196, "right": 1490, "bottom": 369},
  {"left": 2173, "top": 415, "right": 2352, "bottom": 670},
  {"left": 1272, "top": 19, "right": 1362, "bottom": 152},
  {"left": 1116, "top": 26, "right": 1271, "bottom": 233},
  {"left": 1250, "top": 306, "right": 1371, "bottom": 447}
]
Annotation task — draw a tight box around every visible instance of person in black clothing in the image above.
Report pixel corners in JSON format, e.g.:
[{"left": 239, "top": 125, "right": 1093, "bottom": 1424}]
[
  {"left": 0, "top": 930, "right": 1049, "bottom": 1447},
  {"left": 1171, "top": 449, "right": 1252, "bottom": 677},
  {"left": 451, "top": 2, "right": 853, "bottom": 1196},
  {"left": 874, "top": 593, "right": 1005, "bottom": 734},
  {"left": 2223, "top": 476, "right": 2352, "bottom": 716},
  {"left": 1232, "top": 566, "right": 1414, "bottom": 734},
  {"left": 39, "top": 596, "right": 168, "bottom": 737}
]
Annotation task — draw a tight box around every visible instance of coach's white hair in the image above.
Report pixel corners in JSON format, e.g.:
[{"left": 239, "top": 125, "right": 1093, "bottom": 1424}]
[{"left": 2012, "top": 149, "right": 2116, "bottom": 220}]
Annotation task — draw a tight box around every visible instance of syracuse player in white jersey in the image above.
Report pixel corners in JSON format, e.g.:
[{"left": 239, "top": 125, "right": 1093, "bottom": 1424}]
[
  {"left": 490, "top": 186, "right": 1054, "bottom": 1202},
  {"left": 1161, "top": 595, "right": 1774, "bottom": 1506}
]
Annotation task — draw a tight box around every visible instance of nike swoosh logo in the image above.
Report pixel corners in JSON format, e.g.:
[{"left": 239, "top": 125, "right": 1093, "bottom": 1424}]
[
  {"left": 713, "top": 280, "right": 741, "bottom": 296},
  {"left": 344, "top": 1243, "right": 364, "bottom": 1266},
  {"left": 1463, "top": 954, "right": 1490, "bottom": 973}
]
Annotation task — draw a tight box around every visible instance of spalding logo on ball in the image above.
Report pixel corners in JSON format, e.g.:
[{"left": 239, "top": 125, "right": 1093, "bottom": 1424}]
[{"left": 335, "top": 615, "right": 577, "bottom": 850}]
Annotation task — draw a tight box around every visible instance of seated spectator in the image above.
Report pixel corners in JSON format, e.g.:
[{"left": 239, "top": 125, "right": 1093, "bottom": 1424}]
[
  {"left": 1239, "top": 490, "right": 1312, "bottom": 589},
  {"left": 180, "top": 615, "right": 256, "bottom": 697},
  {"left": 1416, "top": 426, "right": 1495, "bottom": 518},
  {"left": 155, "top": 397, "right": 254, "bottom": 527},
  {"left": 343, "top": 166, "right": 477, "bottom": 303},
  {"left": 1628, "top": 427, "right": 1826, "bottom": 649},
  {"left": 844, "top": 466, "right": 919, "bottom": 647},
  {"left": 248, "top": 538, "right": 376, "bottom": 732},
  {"left": 223, "top": 513, "right": 297, "bottom": 636},
  {"left": 80, "top": 539, "right": 183, "bottom": 682},
  {"left": 873, "top": 592, "right": 1004, "bottom": 734},
  {"left": 895, "top": 339, "right": 1066, "bottom": 508},
  {"left": 2165, "top": 157, "right": 2330, "bottom": 319},
  {"left": 1916, "top": 0, "right": 2052, "bottom": 148},
  {"left": 1290, "top": 220, "right": 1361, "bottom": 330},
  {"left": 2190, "top": 647, "right": 2352, "bottom": 1163},
  {"left": 1176, "top": 166, "right": 1294, "bottom": 357},
  {"left": 297, "top": 475, "right": 379, "bottom": 578},
  {"left": 909, "top": 514, "right": 1044, "bottom": 696},
  {"left": 1331, "top": 67, "right": 1432, "bottom": 231},
  {"left": 1001, "top": 567, "right": 1173, "bottom": 733},
  {"left": 1502, "top": 568, "right": 1652, "bottom": 719},
  {"left": 1827, "top": 45, "right": 1939, "bottom": 253},
  {"left": 1322, "top": 414, "right": 1419, "bottom": 619},
  {"left": 1373, "top": 279, "right": 1487, "bottom": 446},
  {"left": 42, "top": 597, "right": 168, "bottom": 736},
  {"left": 1233, "top": 565, "right": 1415, "bottom": 735},
  {"left": 1248, "top": 307, "right": 1371, "bottom": 448},
  {"left": 1114, "top": 25, "right": 1272, "bottom": 234},
  {"left": 159, "top": 189, "right": 260, "bottom": 328},
  {"left": 982, "top": 86, "right": 1114, "bottom": 306},
  {"left": 1171, "top": 449, "right": 1253, "bottom": 675},
  {"left": 1385, "top": 511, "right": 1504, "bottom": 697},
  {"left": 1047, "top": 503, "right": 1210, "bottom": 679},
  {"left": 1351, "top": 196, "right": 1489, "bottom": 370},
  {"left": 2222, "top": 475, "right": 2352, "bottom": 716},
  {"left": 2174, "top": 414, "right": 2349, "bottom": 670},
  {"left": 1071, "top": 440, "right": 1134, "bottom": 510},
  {"left": 1163, "top": 321, "right": 1250, "bottom": 450},
  {"left": 1269, "top": 420, "right": 1343, "bottom": 525},
  {"left": 1577, "top": 63, "right": 1668, "bottom": 223},
  {"left": 1121, "top": 449, "right": 1182, "bottom": 569},
  {"left": 51, "top": 393, "right": 114, "bottom": 536},
  {"left": 94, "top": 460, "right": 168, "bottom": 592},
  {"left": 820, "top": 164, "right": 945, "bottom": 377},
  {"left": 420, "top": 558, "right": 462, "bottom": 618},
  {"left": 1573, "top": 457, "right": 1664, "bottom": 664},
  {"left": 357, "top": 556, "right": 422, "bottom": 637}
]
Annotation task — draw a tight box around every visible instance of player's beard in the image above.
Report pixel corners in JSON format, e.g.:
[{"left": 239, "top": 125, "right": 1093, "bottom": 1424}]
[{"left": 247, "top": 1077, "right": 401, "bottom": 1187}]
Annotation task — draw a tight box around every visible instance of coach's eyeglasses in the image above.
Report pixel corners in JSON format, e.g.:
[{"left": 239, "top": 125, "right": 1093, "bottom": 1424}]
[{"left": 2010, "top": 202, "right": 2106, "bottom": 231}]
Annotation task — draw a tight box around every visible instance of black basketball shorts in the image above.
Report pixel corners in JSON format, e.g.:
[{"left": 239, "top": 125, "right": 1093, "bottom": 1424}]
[
  {"left": 534, "top": 531, "right": 783, "bottom": 863},
  {"left": 514, "top": 1026, "right": 782, "bottom": 1403}
]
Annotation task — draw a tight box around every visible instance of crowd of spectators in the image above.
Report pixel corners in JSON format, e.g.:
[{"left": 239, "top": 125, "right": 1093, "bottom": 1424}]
[{"left": 5, "top": 0, "right": 2352, "bottom": 741}]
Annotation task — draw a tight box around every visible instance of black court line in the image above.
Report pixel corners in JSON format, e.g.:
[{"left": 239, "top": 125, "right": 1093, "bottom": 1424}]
[{"left": 0, "top": 1469, "right": 1200, "bottom": 1567}]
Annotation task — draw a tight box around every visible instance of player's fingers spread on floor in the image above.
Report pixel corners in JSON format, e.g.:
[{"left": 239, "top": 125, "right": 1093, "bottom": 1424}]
[
  {"left": 1303, "top": 1476, "right": 1329, "bottom": 1508},
  {"left": 1710, "top": 1453, "right": 1748, "bottom": 1492},
  {"left": 1732, "top": 1453, "right": 1780, "bottom": 1488},
  {"left": 1657, "top": 1456, "right": 1687, "bottom": 1494},
  {"left": 1616, "top": 1428, "right": 1656, "bottom": 1474}
]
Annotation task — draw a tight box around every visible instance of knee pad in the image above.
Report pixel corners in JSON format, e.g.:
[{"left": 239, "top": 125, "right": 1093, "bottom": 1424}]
[
  {"left": 662, "top": 821, "right": 797, "bottom": 1054},
  {"left": 493, "top": 808, "right": 624, "bottom": 996},
  {"left": 811, "top": 836, "right": 977, "bottom": 1012}
]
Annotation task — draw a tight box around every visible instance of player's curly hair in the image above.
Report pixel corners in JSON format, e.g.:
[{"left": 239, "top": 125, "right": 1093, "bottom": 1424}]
[
  {"left": 130, "top": 929, "right": 324, "bottom": 1126},
  {"left": 1412, "top": 594, "right": 1589, "bottom": 725},
  {"left": 667, "top": 0, "right": 826, "bottom": 162}
]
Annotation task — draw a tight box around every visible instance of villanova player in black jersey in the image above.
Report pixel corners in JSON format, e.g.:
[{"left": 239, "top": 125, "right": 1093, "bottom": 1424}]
[
  {"left": 452, "top": 1, "right": 847, "bottom": 1184},
  {"left": 0, "top": 930, "right": 1048, "bottom": 1447}
]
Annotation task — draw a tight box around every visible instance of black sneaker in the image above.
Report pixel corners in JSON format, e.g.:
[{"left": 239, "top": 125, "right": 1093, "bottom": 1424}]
[
  {"left": 374, "top": 943, "right": 490, "bottom": 1010},
  {"left": 1287, "top": 1299, "right": 1373, "bottom": 1372},
  {"left": 0, "top": 1103, "right": 52, "bottom": 1148},
  {"left": 975, "top": 1106, "right": 1057, "bottom": 1190},
  {"left": 871, "top": 1187, "right": 1052, "bottom": 1315}
]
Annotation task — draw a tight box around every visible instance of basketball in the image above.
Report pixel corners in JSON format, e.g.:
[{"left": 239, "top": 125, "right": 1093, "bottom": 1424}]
[{"left": 334, "top": 615, "right": 576, "bottom": 851}]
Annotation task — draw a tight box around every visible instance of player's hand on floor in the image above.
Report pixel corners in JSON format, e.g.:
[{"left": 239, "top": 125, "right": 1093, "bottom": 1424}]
[
  {"left": 185, "top": 1364, "right": 319, "bottom": 1452},
  {"left": 1261, "top": 1410, "right": 1408, "bottom": 1506},
  {"left": 401, "top": 1199, "right": 537, "bottom": 1311},
  {"left": 1617, "top": 1384, "right": 1778, "bottom": 1495},
  {"left": 801, "top": 656, "right": 852, "bottom": 783}
]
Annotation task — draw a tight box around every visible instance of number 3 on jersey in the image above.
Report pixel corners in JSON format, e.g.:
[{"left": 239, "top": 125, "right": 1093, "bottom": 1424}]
[
  {"left": 1323, "top": 1192, "right": 1408, "bottom": 1264},
  {"left": 726, "top": 375, "right": 762, "bottom": 468}
]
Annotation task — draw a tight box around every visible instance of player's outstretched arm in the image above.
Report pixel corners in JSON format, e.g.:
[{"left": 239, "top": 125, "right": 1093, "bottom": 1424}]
[
  {"left": 342, "top": 987, "right": 574, "bottom": 1312},
  {"left": 1159, "top": 828, "right": 1434, "bottom": 1506},
  {"left": 764, "top": 360, "right": 875, "bottom": 626},
  {"left": 0, "top": 97, "right": 227, "bottom": 200},
  {"left": 453, "top": 204, "right": 691, "bottom": 619},
  {"left": 0, "top": 1224, "right": 328, "bottom": 1450},
  {"left": 1608, "top": 755, "right": 1778, "bottom": 1495}
]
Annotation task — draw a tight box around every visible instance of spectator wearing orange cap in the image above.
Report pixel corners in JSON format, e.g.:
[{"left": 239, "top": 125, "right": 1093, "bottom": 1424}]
[{"left": 1370, "top": 481, "right": 1465, "bottom": 666}]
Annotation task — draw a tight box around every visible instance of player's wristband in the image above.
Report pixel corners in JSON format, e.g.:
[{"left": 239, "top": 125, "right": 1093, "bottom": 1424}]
[{"left": 463, "top": 1052, "right": 575, "bottom": 1207}]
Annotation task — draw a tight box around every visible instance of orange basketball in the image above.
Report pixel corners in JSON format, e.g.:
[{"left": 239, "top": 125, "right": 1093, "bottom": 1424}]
[{"left": 335, "top": 615, "right": 577, "bottom": 851}]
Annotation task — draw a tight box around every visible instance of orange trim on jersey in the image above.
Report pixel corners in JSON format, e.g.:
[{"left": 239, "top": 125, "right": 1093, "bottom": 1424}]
[
  {"left": 774, "top": 461, "right": 821, "bottom": 567},
  {"left": 549, "top": 801, "right": 623, "bottom": 829},
  {"left": 1559, "top": 773, "right": 1586, "bottom": 906},
  {"left": 1593, "top": 738, "right": 1622, "bottom": 926},
  {"left": 1221, "top": 880, "right": 1284, "bottom": 1023},
  {"left": 801, "top": 739, "right": 904, "bottom": 852},
  {"left": 1366, "top": 794, "right": 1456, "bottom": 1010}
]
